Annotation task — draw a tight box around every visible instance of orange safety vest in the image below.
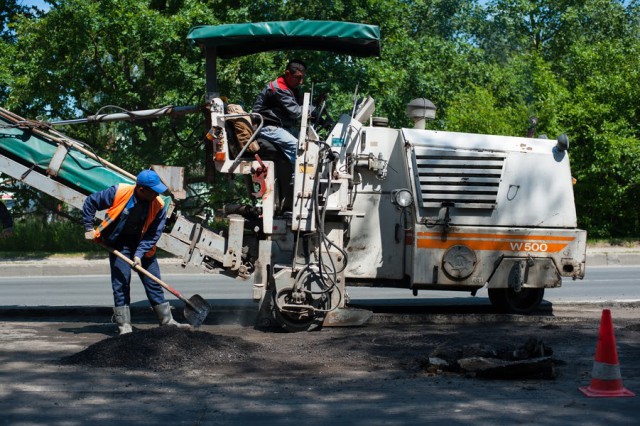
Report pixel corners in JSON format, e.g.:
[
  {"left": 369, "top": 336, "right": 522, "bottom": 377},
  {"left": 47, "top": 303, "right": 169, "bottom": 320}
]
[{"left": 94, "top": 184, "right": 165, "bottom": 257}]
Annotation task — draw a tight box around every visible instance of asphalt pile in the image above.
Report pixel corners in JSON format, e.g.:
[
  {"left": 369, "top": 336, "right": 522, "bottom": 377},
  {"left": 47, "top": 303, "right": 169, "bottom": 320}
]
[{"left": 60, "top": 327, "right": 258, "bottom": 371}]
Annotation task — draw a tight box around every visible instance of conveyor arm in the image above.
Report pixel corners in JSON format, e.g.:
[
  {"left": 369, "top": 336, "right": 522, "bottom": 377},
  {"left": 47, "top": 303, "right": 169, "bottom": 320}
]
[{"left": 0, "top": 107, "right": 244, "bottom": 274}]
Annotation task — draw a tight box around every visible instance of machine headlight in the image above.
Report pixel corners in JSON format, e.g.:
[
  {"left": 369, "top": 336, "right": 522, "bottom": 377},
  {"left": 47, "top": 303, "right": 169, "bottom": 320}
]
[{"left": 392, "top": 189, "right": 413, "bottom": 207}]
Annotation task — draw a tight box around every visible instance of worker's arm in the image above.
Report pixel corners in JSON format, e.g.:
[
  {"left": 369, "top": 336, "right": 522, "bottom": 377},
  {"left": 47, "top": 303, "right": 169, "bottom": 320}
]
[
  {"left": 134, "top": 202, "right": 167, "bottom": 259},
  {"left": 82, "top": 186, "right": 117, "bottom": 232},
  {"left": 274, "top": 85, "right": 303, "bottom": 121}
]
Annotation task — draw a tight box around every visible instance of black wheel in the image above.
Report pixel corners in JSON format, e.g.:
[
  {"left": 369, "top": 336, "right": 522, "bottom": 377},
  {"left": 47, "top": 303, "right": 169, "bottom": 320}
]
[
  {"left": 273, "top": 288, "right": 324, "bottom": 332},
  {"left": 488, "top": 288, "right": 545, "bottom": 314}
]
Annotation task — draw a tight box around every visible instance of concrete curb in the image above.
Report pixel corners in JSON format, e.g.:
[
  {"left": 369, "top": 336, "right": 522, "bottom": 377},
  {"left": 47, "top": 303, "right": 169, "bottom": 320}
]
[
  {"left": 0, "top": 305, "right": 260, "bottom": 327},
  {"left": 0, "top": 257, "right": 208, "bottom": 277},
  {"left": 1, "top": 302, "right": 637, "bottom": 326},
  {"left": 584, "top": 251, "right": 640, "bottom": 266}
]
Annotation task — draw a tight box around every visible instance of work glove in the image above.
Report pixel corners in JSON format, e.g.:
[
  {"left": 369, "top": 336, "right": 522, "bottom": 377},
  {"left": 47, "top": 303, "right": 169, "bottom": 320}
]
[
  {"left": 132, "top": 256, "right": 142, "bottom": 269},
  {"left": 84, "top": 230, "right": 96, "bottom": 240}
]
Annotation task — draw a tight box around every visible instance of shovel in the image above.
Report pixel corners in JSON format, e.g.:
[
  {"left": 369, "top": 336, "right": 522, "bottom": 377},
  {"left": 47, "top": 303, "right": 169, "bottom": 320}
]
[{"left": 99, "top": 243, "right": 211, "bottom": 327}]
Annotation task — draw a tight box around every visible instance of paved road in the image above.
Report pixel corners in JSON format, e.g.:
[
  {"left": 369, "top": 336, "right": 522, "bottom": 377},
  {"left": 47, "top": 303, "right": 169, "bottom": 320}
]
[
  {"left": 0, "top": 302, "right": 638, "bottom": 425},
  {"left": 0, "top": 265, "right": 638, "bottom": 308},
  {"left": 1, "top": 262, "right": 638, "bottom": 425},
  {"left": 0, "top": 245, "right": 639, "bottom": 278}
]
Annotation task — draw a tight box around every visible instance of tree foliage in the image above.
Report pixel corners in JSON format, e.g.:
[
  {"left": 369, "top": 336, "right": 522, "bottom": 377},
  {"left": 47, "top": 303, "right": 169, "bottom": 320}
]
[{"left": 1, "top": 0, "right": 640, "bottom": 237}]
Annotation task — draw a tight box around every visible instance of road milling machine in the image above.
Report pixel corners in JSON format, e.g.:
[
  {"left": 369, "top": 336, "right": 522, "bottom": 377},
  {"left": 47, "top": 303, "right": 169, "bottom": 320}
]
[{"left": 0, "top": 21, "right": 586, "bottom": 331}]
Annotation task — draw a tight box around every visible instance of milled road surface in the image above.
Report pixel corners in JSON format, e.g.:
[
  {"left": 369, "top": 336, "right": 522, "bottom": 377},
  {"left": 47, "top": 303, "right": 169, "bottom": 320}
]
[{"left": 1, "top": 306, "right": 638, "bottom": 425}]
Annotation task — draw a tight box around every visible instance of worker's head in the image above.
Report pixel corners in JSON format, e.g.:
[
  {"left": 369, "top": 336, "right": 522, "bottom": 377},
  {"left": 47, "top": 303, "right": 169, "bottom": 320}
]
[
  {"left": 135, "top": 169, "right": 167, "bottom": 200},
  {"left": 284, "top": 59, "right": 306, "bottom": 88}
]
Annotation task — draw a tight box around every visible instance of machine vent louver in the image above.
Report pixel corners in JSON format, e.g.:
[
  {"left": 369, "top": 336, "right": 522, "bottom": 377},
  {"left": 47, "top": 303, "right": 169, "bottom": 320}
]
[{"left": 413, "top": 147, "right": 506, "bottom": 209}]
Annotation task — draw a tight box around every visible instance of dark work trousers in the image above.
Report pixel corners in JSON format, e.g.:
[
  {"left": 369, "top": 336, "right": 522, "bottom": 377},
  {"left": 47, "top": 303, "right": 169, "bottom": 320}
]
[{"left": 108, "top": 242, "right": 166, "bottom": 307}]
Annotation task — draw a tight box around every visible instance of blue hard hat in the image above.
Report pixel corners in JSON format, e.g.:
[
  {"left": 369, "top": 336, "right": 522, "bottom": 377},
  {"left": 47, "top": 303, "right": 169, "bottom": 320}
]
[{"left": 136, "top": 170, "right": 168, "bottom": 194}]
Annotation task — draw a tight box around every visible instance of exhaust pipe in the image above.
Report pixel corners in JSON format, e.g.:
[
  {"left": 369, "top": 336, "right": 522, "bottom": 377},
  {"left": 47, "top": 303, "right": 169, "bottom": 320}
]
[{"left": 406, "top": 98, "right": 436, "bottom": 130}]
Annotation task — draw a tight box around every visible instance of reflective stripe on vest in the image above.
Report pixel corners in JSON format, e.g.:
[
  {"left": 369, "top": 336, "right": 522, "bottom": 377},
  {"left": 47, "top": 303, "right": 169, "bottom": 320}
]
[{"left": 95, "top": 184, "right": 165, "bottom": 257}]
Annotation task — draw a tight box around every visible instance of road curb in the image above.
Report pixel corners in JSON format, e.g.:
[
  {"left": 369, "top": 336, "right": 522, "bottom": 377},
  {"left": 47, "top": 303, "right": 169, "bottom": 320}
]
[
  {"left": 0, "top": 305, "right": 260, "bottom": 327},
  {"left": 1, "top": 302, "right": 638, "bottom": 327},
  {"left": 586, "top": 252, "right": 640, "bottom": 266},
  {"left": 0, "top": 258, "right": 208, "bottom": 277}
]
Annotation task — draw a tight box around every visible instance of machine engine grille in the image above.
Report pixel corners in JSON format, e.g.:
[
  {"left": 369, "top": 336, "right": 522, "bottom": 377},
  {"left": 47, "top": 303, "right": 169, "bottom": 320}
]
[{"left": 413, "top": 147, "right": 506, "bottom": 209}]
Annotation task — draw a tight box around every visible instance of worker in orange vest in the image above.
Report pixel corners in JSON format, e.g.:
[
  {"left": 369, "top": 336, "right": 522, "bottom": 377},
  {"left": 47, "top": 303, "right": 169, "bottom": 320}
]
[{"left": 82, "top": 170, "right": 187, "bottom": 335}]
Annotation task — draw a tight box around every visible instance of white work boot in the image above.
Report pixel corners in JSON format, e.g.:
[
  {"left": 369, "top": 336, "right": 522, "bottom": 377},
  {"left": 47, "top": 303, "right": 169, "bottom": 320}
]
[
  {"left": 112, "top": 306, "right": 133, "bottom": 335},
  {"left": 153, "top": 302, "right": 190, "bottom": 328}
]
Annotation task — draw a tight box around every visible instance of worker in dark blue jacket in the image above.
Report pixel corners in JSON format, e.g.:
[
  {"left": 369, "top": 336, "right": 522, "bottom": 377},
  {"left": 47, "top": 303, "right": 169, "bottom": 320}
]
[
  {"left": 82, "top": 170, "right": 187, "bottom": 334},
  {"left": 252, "top": 59, "right": 307, "bottom": 164}
]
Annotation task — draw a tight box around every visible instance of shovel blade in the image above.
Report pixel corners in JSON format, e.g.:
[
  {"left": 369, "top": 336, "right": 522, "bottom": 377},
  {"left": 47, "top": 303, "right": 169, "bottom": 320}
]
[{"left": 183, "top": 294, "right": 211, "bottom": 327}]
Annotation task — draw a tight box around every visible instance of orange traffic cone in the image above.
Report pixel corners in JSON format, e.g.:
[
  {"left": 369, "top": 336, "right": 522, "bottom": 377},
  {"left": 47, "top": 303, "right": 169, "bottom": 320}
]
[{"left": 579, "top": 309, "right": 635, "bottom": 397}]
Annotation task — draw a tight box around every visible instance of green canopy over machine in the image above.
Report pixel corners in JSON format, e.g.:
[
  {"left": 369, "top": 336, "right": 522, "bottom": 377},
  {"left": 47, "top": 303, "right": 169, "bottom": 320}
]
[
  {"left": 187, "top": 20, "right": 381, "bottom": 58},
  {"left": 187, "top": 20, "right": 381, "bottom": 101}
]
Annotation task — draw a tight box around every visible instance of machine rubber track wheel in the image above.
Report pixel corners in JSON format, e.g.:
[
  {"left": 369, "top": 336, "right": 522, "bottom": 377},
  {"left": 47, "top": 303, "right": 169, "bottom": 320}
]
[{"left": 488, "top": 288, "right": 545, "bottom": 314}]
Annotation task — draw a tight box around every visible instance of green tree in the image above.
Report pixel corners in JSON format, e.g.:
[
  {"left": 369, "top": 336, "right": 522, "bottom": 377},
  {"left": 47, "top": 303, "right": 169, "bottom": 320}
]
[
  {"left": 559, "top": 39, "right": 640, "bottom": 237},
  {"left": 3, "top": 0, "right": 640, "bottom": 239},
  {"left": 0, "top": 0, "right": 30, "bottom": 103},
  {"left": 471, "top": 0, "right": 640, "bottom": 237},
  {"left": 7, "top": 0, "right": 208, "bottom": 166},
  {"left": 4, "top": 0, "right": 260, "bottom": 217}
]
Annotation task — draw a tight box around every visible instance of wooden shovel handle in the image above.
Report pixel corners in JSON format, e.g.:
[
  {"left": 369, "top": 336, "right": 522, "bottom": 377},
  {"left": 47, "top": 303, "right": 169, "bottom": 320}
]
[{"left": 97, "top": 242, "right": 191, "bottom": 305}]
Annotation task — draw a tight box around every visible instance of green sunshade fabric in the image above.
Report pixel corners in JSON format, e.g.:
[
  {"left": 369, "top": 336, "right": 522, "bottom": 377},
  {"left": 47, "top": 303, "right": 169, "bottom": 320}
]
[{"left": 187, "top": 20, "right": 381, "bottom": 58}]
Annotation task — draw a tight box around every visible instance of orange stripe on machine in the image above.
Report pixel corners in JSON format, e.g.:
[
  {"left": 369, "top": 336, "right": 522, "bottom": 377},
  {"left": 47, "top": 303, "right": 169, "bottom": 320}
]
[{"left": 416, "top": 232, "right": 574, "bottom": 253}]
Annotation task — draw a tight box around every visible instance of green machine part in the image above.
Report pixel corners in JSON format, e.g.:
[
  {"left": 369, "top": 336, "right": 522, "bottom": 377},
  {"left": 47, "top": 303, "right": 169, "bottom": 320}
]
[
  {"left": 187, "top": 20, "right": 381, "bottom": 58},
  {"left": 0, "top": 111, "right": 133, "bottom": 195}
]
